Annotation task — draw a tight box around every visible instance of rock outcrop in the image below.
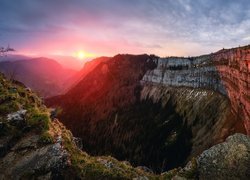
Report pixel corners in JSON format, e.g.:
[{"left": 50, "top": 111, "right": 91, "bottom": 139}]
[
  {"left": 162, "top": 133, "right": 250, "bottom": 180},
  {"left": 0, "top": 131, "right": 69, "bottom": 179},
  {"left": 7, "top": 109, "right": 27, "bottom": 127},
  {"left": 197, "top": 133, "right": 250, "bottom": 179}
]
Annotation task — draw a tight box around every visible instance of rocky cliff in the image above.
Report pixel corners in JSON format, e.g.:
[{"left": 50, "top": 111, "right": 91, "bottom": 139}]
[{"left": 142, "top": 45, "right": 250, "bottom": 135}]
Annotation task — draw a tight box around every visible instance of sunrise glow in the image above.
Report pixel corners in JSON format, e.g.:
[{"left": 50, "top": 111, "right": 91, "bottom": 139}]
[
  {"left": 76, "top": 51, "right": 85, "bottom": 59},
  {"left": 73, "top": 51, "right": 96, "bottom": 60},
  {"left": 2, "top": 1, "right": 249, "bottom": 57}
]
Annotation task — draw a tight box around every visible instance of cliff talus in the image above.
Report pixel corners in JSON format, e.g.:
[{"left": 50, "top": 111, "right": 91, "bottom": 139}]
[{"left": 141, "top": 85, "right": 244, "bottom": 158}]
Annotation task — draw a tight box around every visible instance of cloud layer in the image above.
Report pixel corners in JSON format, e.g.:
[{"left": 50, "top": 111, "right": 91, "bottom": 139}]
[{"left": 0, "top": 0, "right": 250, "bottom": 57}]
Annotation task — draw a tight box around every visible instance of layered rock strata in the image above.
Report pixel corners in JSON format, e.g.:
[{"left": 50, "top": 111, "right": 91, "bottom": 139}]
[{"left": 142, "top": 46, "right": 250, "bottom": 134}]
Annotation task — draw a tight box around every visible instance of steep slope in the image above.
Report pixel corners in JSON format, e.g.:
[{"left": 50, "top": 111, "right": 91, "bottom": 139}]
[
  {"left": 0, "top": 72, "right": 68, "bottom": 179},
  {"left": 0, "top": 58, "right": 76, "bottom": 97},
  {"left": 64, "top": 56, "right": 110, "bottom": 93},
  {"left": 47, "top": 54, "right": 156, "bottom": 126},
  {"left": 47, "top": 45, "right": 249, "bottom": 173}
]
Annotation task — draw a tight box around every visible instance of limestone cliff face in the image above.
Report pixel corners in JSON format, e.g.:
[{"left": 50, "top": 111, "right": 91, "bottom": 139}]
[
  {"left": 213, "top": 47, "right": 250, "bottom": 135},
  {"left": 142, "top": 45, "right": 250, "bottom": 135}
]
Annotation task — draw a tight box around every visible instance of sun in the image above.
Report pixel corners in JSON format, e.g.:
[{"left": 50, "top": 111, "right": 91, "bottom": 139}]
[
  {"left": 74, "top": 50, "right": 95, "bottom": 60},
  {"left": 76, "top": 51, "right": 86, "bottom": 59}
]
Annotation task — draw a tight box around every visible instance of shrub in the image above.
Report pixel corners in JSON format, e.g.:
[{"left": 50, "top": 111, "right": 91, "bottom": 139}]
[
  {"left": 27, "top": 110, "right": 50, "bottom": 132},
  {"left": 180, "top": 158, "right": 198, "bottom": 179},
  {"left": 39, "top": 132, "right": 54, "bottom": 144},
  {"left": 0, "top": 101, "right": 20, "bottom": 115}
]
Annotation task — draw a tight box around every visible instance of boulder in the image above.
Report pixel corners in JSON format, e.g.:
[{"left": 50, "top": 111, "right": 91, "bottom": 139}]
[
  {"left": 0, "top": 135, "right": 69, "bottom": 179},
  {"left": 7, "top": 110, "right": 27, "bottom": 127},
  {"left": 197, "top": 133, "right": 250, "bottom": 180}
]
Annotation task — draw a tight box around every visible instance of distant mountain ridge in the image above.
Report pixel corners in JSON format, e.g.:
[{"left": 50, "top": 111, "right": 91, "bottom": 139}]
[
  {"left": 0, "top": 54, "right": 31, "bottom": 62},
  {"left": 1, "top": 54, "right": 86, "bottom": 70},
  {"left": 0, "top": 57, "right": 76, "bottom": 97}
]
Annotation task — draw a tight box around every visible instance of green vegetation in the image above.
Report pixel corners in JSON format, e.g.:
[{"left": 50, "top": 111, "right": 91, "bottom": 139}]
[
  {"left": 57, "top": 121, "right": 154, "bottom": 179},
  {"left": 0, "top": 72, "right": 50, "bottom": 138},
  {"left": 69, "top": 99, "right": 192, "bottom": 173},
  {"left": 26, "top": 109, "right": 50, "bottom": 132},
  {"left": 161, "top": 168, "right": 179, "bottom": 179},
  {"left": 179, "top": 158, "right": 198, "bottom": 179},
  {"left": 39, "top": 131, "right": 54, "bottom": 144},
  {"left": 161, "top": 158, "right": 198, "bottom": 179}
]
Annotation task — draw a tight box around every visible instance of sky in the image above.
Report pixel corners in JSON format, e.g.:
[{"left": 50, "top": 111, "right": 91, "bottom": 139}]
[{"left": 0, "top": 0, "right": 250, "bottom": 58}]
